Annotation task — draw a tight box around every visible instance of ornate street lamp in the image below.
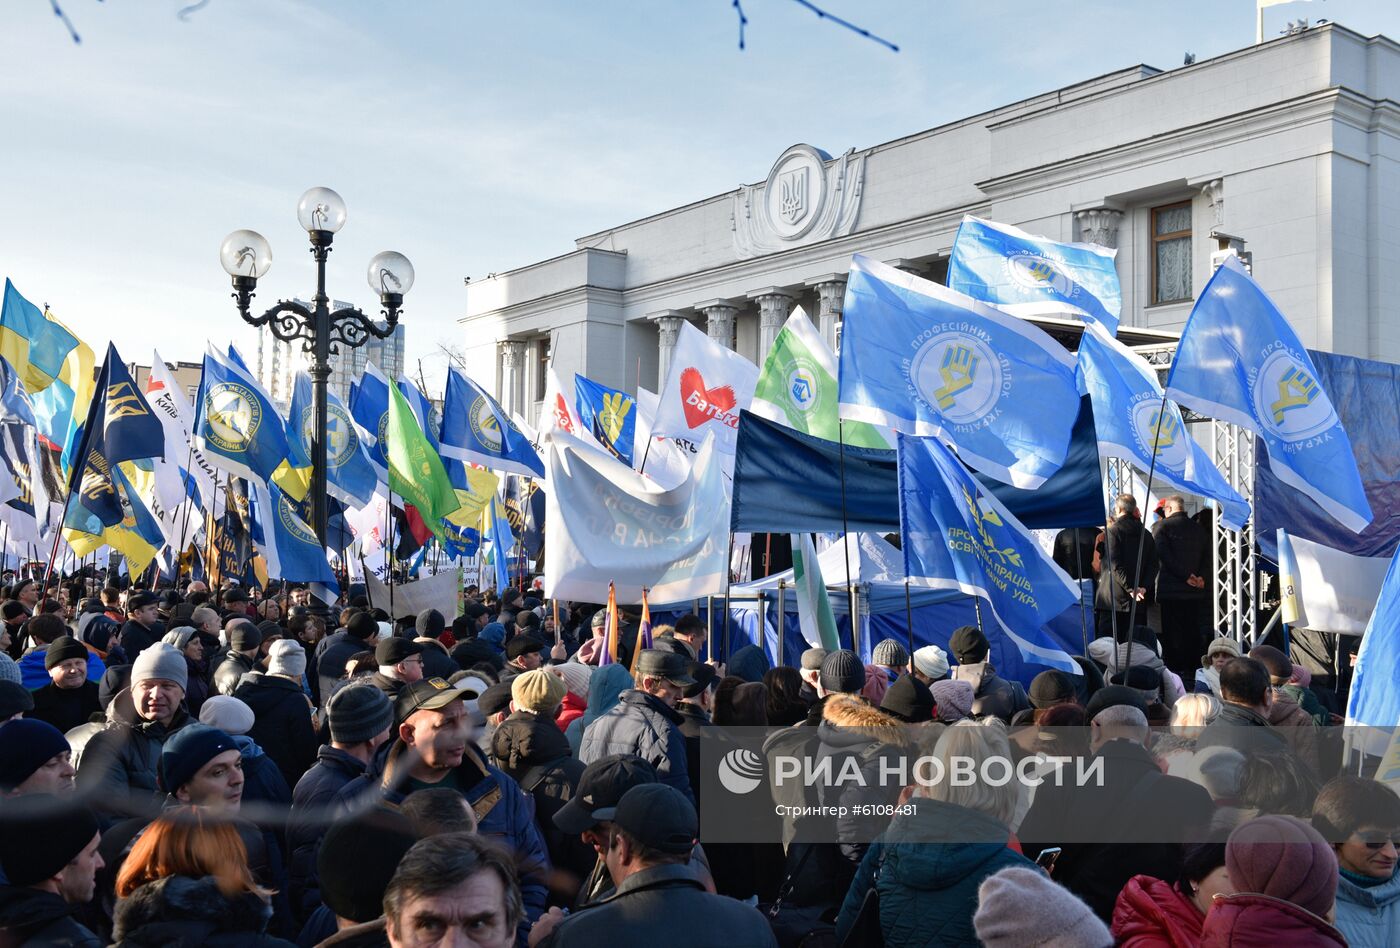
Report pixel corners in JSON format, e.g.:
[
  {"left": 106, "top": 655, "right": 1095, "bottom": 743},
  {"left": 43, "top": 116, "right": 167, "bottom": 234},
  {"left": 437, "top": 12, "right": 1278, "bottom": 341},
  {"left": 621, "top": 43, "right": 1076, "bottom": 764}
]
[{"left": 219, "top": 186, "right": 413, "bottom": 553}]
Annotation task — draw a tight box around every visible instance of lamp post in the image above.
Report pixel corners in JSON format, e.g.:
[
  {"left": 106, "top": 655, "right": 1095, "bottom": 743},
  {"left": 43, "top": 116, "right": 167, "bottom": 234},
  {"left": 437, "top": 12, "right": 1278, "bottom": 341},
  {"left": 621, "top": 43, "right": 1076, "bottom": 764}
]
[{"left": 219, "top": 186, "right": 413, "bottom": 558}]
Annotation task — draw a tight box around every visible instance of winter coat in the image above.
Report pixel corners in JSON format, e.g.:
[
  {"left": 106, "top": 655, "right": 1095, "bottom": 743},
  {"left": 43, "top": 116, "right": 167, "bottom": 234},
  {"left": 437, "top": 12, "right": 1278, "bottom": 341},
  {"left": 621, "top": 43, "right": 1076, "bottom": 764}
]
[
  {"left": 1112, "top": 873, "right": 1205, "bottom": 947},
  {"left": 235, "top": 672, "right": 319, "bottom": 791},
  {"left": 834, "top": 800, "right": 1033, "bottom": 947},
  {"left": 1196, "top": 702, "right": 1290, "bottom": 759},
  {"left": 17, "top": 646, "right": 106, "bottom": 690},
  {"left": 367, "top": 672, "right": 405, "bottom": 700},
  {"left": 231, "top": 733, "right": 293, "bottom": 808},
  {"left": 1200, "top": 892, "right": 1346, "bottom": 946},
  {"left": 1279, "top": 682, "right": 1329, "bottom": 726},
  {"left": 314, "top": 631, "right": 371, "bottom": 702},
  {"left": 950, "top": 661, "right": 1030, "bottom": 721},
  {"left": 1096, "top": 516, "right": 1159, "bottom": 613},
  {"left": 579, "top": 688, "right": 694, "bottom": 804},
  {"left": 27, "top": 680, "right": 101, "bottom": 733},
  {"left": 111, "top": 874, "right": 296, "bottom": 947},
  {"left": 314, "top": 917, "right": 388, "bottom": 947},
  {"left": 118, "top": 620, "right": 163, "bottom": 662},
  {"left": 1152, "top": 511, "right": 1209, "bottom": 601},
  {"left": 1089, "top": 638, "right": 1188, "bottom": 707},
  {"left": 415, "top": 638, "right": 457, "bottom": 680},
  {"left": 75, "top": 703, "right": 193, "bottom": 823},
  {"left": 1264, "top": 690, "right": 1323, "bottom": 775},
  {"left": 490, "top": 711, "right": 595, "bottom": 883},
  {"left": 333, "top": 739, "right": 551, "bottom": 933},
  {"left": 812, "top": 694, "right": 910, "bottom": 873},
  {"left": 212, "top": 650, "right": 257, "bottom": 696},
  {"left": 564, "top": 663, "right": 632, "bottom": 756},
  {"left": 0, "top": 884, "right": 102, "bottom": 946},
  {"left": 537, "top": 863, "right": 778, "bottom": 948},
  {"left": 288, "top": 746, "right": 368, "bottom": 922},
  {"left": 1334, "top": 868, "right": 1400, "bottom": 948},
  {"left": 555, "top": 690, "right": 586, "bottom": 731}
]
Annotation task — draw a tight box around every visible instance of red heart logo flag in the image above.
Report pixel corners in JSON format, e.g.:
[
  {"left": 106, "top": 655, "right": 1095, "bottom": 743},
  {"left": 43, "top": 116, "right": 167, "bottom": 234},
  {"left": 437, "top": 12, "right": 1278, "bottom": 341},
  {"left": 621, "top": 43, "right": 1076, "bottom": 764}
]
[
  {"left": 680, "top": 367, "right": 738, "bottom": 430},
  {"left": 650, "top": 322, "right": 760, "bottom": 462}
]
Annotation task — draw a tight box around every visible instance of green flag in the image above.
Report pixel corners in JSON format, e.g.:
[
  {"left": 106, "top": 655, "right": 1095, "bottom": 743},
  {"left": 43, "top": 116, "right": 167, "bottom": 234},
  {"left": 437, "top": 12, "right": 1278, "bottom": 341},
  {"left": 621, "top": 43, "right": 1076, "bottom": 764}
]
[
  {"left": 792, "top": 532, "right": 840, "bottom": 651},
  {"left": 386, "top": 381, "right": 459, "bottom": 539},
  {"left": 751, "top": 307, "right": 889, "bottom": 448}
]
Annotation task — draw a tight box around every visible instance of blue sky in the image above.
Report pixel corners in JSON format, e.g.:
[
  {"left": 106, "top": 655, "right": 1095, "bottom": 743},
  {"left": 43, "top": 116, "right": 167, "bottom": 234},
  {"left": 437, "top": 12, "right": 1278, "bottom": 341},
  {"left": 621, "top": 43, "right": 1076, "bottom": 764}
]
[{"left": 2, "top": 0, "right": 1397, "bottom": 390}]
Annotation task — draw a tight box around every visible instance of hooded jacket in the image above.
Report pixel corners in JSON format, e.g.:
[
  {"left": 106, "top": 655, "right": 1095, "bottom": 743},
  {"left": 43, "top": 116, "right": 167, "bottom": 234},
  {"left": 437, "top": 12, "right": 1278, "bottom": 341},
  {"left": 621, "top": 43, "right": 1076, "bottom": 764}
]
[
  {"left": 288, "top": 745, "right": 369, "bottom": 922},
  {"left": 1089, "top": 637, "right": 1187, "bottom": 707},
  {"left": 578, "top": 688, "right": 694, "bottom": 805},
  {"left": 110, "top": 874, "right": 295, "bottom": 947},
  {"left": 234, "top": 671, "right": 319, "bottom": 792},
  {"left": 1334, "top": 868, "right": 1400, "bottom": 948},
  {"left": 1200, "top": 892, "right": 1346, "bottom": 947},
  {"left": 834, "top": 799, "right": 1034, "bottom": 947},
  {"left": 0, "top": 884, "right": 101, "bottom": 947},
  {"left": 1112, "top": 873, "right": 1205, "bottom": 947},
  {"left": 556, "top": 690, "right": 587, "bottom": 731},
  {"left": 490, "top": 711, "right": 594, "bottom": 881},
  {"left": 75, "top": 701, "right": 193, "bottom": 823},
  {"left": 812, "top": 694, "right": 909, "bottom": 872},
  {"left": 564, "top": 663, "right": 632, "bottom": 756}
]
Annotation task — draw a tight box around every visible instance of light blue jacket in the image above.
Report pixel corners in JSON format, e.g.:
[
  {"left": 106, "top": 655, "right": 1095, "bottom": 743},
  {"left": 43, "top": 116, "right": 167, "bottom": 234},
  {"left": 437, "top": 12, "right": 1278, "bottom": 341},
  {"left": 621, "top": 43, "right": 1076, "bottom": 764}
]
[{"left": 1334, "top": 869, "right": 1400, "bottom": 948}]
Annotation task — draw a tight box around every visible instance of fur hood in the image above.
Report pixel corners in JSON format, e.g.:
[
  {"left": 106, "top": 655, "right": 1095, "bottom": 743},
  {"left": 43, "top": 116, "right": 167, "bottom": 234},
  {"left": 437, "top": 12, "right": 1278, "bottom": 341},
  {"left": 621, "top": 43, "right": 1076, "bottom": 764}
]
[
  {"left": 112, "top": 874, "right": 272, "bottom": 943},
  {"left": 821, "top": 693, "right": 911, "bottom": 746}
]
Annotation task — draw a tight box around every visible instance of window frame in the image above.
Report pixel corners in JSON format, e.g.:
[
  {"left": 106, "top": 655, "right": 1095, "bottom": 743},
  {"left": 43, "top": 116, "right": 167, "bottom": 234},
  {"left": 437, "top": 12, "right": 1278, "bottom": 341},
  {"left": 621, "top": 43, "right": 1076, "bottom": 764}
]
[{"left": 1151, "top": 201, "right": 1193, "bottom": 305}]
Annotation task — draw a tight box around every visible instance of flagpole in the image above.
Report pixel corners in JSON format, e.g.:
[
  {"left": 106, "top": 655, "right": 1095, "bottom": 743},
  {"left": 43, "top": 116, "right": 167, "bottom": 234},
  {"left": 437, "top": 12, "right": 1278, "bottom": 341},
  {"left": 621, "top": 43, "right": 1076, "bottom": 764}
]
[
  {"left": 836, "top": 420, "right": 857, "bottom": 654},
  {"left": 722, "top": 532, "right": 734, "bottom": 664},
  {"left": 903, "top": 578, "right": 914, "bottom": 661},
  {"left": 1074, "top": 529, "right": 1090, "bottom": 658},
  {"left": 1099, "top": 458, "right": 1120, "bottom": 647},
  {"left": 1124, "top": 389, "right": 1172, "bottom": 670}
]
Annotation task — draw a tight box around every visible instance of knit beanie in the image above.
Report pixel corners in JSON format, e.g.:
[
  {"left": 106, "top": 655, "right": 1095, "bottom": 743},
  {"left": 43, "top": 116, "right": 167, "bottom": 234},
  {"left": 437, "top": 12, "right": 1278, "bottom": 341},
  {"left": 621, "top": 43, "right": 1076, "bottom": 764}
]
[
  {"left": 131, "top": 642, "right": 188, "bottom": 690},
  {"left": 880, "top": 674, "right": 934, "bottom": 723},
  {"left": 0, "top": 679, "right": 33, "bottom": 718},
  {"left": 347, "top": 611, "right": 379, "bottom": 641},
  {"left": 198, "top": 695, "right": 256, "bottom": 736},
  {"left": 872, "top": 638, "right": 909, "bottom": 668},
  {"left": 0, "top": 652, "right": 22, "bottom": 687},
  {"left": 227, "top": 618, "right": 262, "bottom": 653},
  {"left": 973, "top": 866, "right": 1112, "bottom": 947},
  {"left": 949, "top": 625, "right": 989, "bottom": 664},
  {"left": 161, "top": 627, "right": 197, "bottom": 652},
  {"left": 931, "top": 679, "right": 974, "bottom": 723},
  {"left": 1226, "top": 815, "right": 1338, "bottom": 918},
  {"left": 1028, "top": 670, "right": 1076, "bottom": 710},
  {"left": 43, "top": 635, "right": 89, "bottom": 670},
  {"left": 318, "top": 808, "right": 418, "bottom": 923},
  {"left": 0, "top": 794, "right": 100, "bottom": 887},
  {"left": 512, "top": 668, "right": 567, "bottom": 714},
  {"left": 1183, "top": 746, "right": 1246, "bottom": 802},
  {"left": 158, "top": 724, "right": 238, "bottom": 793},
  {"left": 267, "top": 639, "right": 307, "bottom": 678},
  {"left": 861, "top": 663, "right": 889, "bottom": 706},
  {"left": 327, "top": 682, "right": 394, "bottom": 745},
  {"left": 819, "top": 649, "right": 865, "bottom": 695},
  {"left": 552, "top": 661, "right": 592, "bottom": 699},
  {"left": 912, "top": 645, "right": 949, "bottom": 680},
  {"left": 1202, "top": 636, "right": 1242, "bottom": 668},
  {"left": 0, "top": 718, "right": 70, "bottom": 791},
  {"left": 415, "top": 608, "right": 446, "bottom": 639}
]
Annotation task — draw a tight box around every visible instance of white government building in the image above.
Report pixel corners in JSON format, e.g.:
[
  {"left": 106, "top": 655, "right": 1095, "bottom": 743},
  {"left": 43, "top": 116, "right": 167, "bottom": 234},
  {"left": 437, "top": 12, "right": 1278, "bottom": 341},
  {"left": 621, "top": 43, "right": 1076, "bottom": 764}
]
[{"left": 460, "top": 23, "right": 1400, "bottom": 425}]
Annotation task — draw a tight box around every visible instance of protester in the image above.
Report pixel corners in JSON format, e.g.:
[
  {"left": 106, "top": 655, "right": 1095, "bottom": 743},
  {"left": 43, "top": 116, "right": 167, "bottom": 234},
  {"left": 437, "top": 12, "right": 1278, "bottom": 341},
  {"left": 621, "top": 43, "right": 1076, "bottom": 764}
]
[
  {"left": 910, "top": 644, "right": 950, "bottom": 684},
  {"left": 18, "top": 614, "right": 105, "bottom": 690},
  {"left": 1111, "top": 839, "right": 1229, "bottom": 945},
  {"left": 1249, "top": 644, "right": 1324, "bottom": 774},
  {"left": 1196, "top": 636, "right": 1242, "bottom": 696},
  {"left": 307, "top": 807, "right": 418, "bottom": 947},
  {"left": 236, "top": 639, "right": 319, "bottom": 791},
  {"left": 409, "top": 609, "right": 456, "bottom": 680},
  {"left": 503, "top": 635, "right": 545, "bottom": 679},
  {"left": 948, "top": 625, "right": 1029, "bottom": 721},
  {"left": 1095, "top": 494, "right": 1158, "bottom": 638},
  {"left": 763, "top": 665, "right": 810, "bottom": 726},
  {"left": 119, "top": 592, "right": 164, "bottom": 660},
  {"left": 1311, "top": 775, "right": 1400, "bottom": 946},
  {"left": 27, "top": 634, "right": 102, "bottom": 732},
  {"left": 796, "top": 647, "right": 827, "bottom": 703},
  {"left": 1197, "top": 657, "right": 1292, "bottom": 759},
  {"left": 1151, "top": 495, "right": 1210, "bottom": 677},
  {"left": 370, "top": 638, "right": 424, "bottom": 698},
  {"left": 214, "top": 619, "right": 263, "bottom": 696},
  {"left": 317, "top": 611, "right": 381, "bottom": 701},
  {"left": 931, "top": 678, "right": 974, "bottom": 723},
  {"left": 550, "top": 661, "right": 591, "bottom": 731},
  {"left": 163, "top": 626, "right": 212, "bottom": 718},
  {"left": 383, "top": 833, "right": 520, "bottom": 948},
  {"left": 0, "top": 718, "right": 78, "bottom": 796},
  {"left": 975, "top": 865, "right": 1113, "bottom": 948},
  {"left": 0, "top": 794, "right": 105, "bottom": 946}
]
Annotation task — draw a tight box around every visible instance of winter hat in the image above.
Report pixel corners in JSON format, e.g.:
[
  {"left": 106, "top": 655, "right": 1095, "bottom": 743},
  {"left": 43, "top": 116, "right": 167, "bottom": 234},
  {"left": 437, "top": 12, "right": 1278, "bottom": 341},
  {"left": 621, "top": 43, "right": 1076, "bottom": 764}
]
[
  {"left": 881, "top": 674, "right": 934, "bottom": 723},
  {"left": 819, "top": 649, "right": 865, "bottom": 695},
  {"left": 552, "top": 661, "right": 592, "bottom": 699},
  {"left": 1127, "top": 625, "right": 1160, "bottom": 656},
  {"left": 415, "top": 608, "right": 446, "bottom": 639},
  {"left": 912, "top": 645, "right": 950, "bottom": 680},
  {"left": 480, "top": 622, "right": 507, "bottom": 652},
  {"left": 1084, "top": 684, "right": 1148, "bottom": 721},
  {"left": 257, "top": 619, "right": 282, "bottom": 641},
  {"left": 973, "top": 866, "right": 1112, "bottom": 948},
  {"left": 1226, "top": 815, "right": 1338, "bottom": 918},
  {"left": 949, "top": 625, "right": 989, "bottom": 664},
  {"left": 505, "top": 635, "right": 543, "bottom": 661},
  {"left": 861, "top": 663, "right": 889, "bottom": 705},
  {"left": 450, "top": 639, "right": 503, "bottom": 671},
  {"left": 1029, "top": 670, "right": 1077, "bottom": 709},
  {"left": 1248, "top": 644, "right": 1292, "bottom": 683},
  {"left": 198, "top": 695, "right": 256, "bottom": 736},
  {"left": 1201, "top": 636, "right": 1242, "bottom": 668},
  {"left": 158, "top": 723, "right": 238, "bottom": 793},
  {"left": 0, "top": 719, "right": 70, "bottom": 791},
  {"left": 872, "top": 638, "right": 909, "bottom": 668},
  {"left": 267, "top": 639, "right": 307, "bottom": 678},
  {"left": 728, "top": 644, "right": 770, "bottom": 684},
  {"left": 131, "top": 642, "right": 188, "bottom": 690},
  {"left": 376, "top": 637, "right": 423, "bottom": 666},
  {"left": 1183, "top": 746, "right": 1246, "bottom": 802},
  {"left": 347, "top": 611, "right": 379, "bottom": 641},
  {"left": 43, "top": 635, "right": 88, "bottom": 670},
  {"left": 318, "top": 808, "right": 418, "bottom": 923},
  {"left": 2, "top": 600, "right": 30, "bottom": 622},
  {"left": 0, "top": 794, "right": 100, "bottom": 887},
  {"left": 478, "top": 681, "right": 514, "bottom": 719},
  {"left": 227, "top": 618, "right": 262, "bottom": 653},
  {"left": 799, "top": 647, "right": 828, "bottom": 672},
  {"left": 1290, "top": 664, "right": 1312, "bottom": 688},
  {"left": 931, "top": 679, "right": 974, "bottom": 722},
  {"left": 512, "top": 668, "right": 567, "bottom": 714},
  {"left": 1107, "top": 666, "right": 1162, "bottom": 703},
  {"left": 161, "top": 627, "right": 197, "bottom": 651},
  {"left": 97, "top": 666, "right": 131, "bottom": 710},
  {"left": 0, "top": 679, "right": 34, "bottom": 718},
  {"left": 327, "top": 682, "right": 394, "bottom": 745}
]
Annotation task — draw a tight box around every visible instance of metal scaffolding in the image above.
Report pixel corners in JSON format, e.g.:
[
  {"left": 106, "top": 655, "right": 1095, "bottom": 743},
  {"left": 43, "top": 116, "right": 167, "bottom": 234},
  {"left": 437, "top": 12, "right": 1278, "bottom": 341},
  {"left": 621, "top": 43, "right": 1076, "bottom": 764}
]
[{"left": 1211, "top": 419, "right": 1258, "bottom": 644}]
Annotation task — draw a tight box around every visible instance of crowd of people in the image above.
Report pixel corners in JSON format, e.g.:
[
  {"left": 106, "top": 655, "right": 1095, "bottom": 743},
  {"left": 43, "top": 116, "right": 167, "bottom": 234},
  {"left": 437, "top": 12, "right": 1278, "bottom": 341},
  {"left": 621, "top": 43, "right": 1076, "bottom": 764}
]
[{"left": 0, "top": 566, "right": 1395, "bottom": 947}]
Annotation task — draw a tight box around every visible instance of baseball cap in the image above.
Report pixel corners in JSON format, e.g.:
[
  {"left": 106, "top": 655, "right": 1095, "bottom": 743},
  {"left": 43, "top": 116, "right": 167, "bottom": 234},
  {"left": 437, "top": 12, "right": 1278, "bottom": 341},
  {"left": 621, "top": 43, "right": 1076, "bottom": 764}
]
[
  {"left": 393, "top": 677, "right": 463, "bottom": 726},
  {"left": 553, "top": 755, "right": 658, "bottom": 835},
  {"left": 605, "top": 783, "right": 697, "bottom": 854},
  {"left": 376, "top": 637, "right": 423, "bottom": 666}
]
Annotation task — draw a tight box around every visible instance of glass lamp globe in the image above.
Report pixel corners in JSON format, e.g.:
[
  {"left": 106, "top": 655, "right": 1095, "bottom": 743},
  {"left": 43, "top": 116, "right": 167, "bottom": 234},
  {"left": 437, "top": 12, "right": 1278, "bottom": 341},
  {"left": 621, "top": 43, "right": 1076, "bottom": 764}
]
[
  {"left": 219, "top": 229, "right": 273, "bottom": 279},
  {"left": 367, "top": 251, "right": 415, "bottom": 297},
  {"left": 296, "top": 187, "right": 347, "bottom": 234}
]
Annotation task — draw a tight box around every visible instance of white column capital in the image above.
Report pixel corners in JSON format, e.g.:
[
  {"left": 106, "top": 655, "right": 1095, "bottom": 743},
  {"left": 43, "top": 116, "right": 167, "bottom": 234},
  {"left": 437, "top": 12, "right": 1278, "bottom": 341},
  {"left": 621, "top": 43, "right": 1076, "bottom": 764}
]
[
  {"left": 696, "top": 299, "right": 740, "bottom": 349},
  {"left": 650, "top": 310, "right": 688, "bottom": 385},
  {"left": 808, "top": 276, "right": 847, "bottom": 351},
  {"left": 1074, "top": 207, "right": 1125, "bottom": 249},
  {"left": 1200, "top": 178, "right": 1225, "bottom": 226},
  {"left": 749, "top": 288, "right": 796, "bottom": 358},
  {"left": 498, "top": 338, "right": 527, "bottom": 368}
]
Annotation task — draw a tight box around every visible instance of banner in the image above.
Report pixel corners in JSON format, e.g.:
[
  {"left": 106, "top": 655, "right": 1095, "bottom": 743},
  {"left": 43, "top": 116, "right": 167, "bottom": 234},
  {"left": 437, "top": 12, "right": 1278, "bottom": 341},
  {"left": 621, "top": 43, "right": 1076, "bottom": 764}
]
[
  {"left": 1275, "top": 529, "right": 1390, "bottom": 634},
  {"left": 650, "top": 321, "right": 758, "bottom": 463},
  {"left": 364, "top": 567, "right": 464, "bottom": 620},
  {"left": 545, "top": 427, "right": 728, "bottom": 603},
  {"left": 1345, "top": 546, "right": 1400, "bottom": 757}
]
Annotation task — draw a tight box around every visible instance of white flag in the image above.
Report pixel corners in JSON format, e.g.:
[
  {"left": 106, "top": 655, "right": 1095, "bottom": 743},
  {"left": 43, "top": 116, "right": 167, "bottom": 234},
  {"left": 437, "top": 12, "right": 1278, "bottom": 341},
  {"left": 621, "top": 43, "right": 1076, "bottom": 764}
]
[
  {"left": 650, "top": 321, "right": 758, "bottom": 464},
  {"left": 634, "top": 387, "right": 692, "bottom": 491},
  {"left": 147, "top": 352, "right": 222, "bottom": 519}
]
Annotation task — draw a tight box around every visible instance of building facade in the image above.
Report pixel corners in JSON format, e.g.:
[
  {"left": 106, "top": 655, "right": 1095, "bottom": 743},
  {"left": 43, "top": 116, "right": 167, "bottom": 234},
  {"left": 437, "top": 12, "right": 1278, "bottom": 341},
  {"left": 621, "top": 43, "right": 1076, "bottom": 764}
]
[
  {"left": 131, "top": 360, "right": 203, "bottom": 406},
  {"left": 255, "top": 301, "right": 405, "bottom": 411},
  {"left": 461, "top": 24, "right": 1400, "bottom": 425}
]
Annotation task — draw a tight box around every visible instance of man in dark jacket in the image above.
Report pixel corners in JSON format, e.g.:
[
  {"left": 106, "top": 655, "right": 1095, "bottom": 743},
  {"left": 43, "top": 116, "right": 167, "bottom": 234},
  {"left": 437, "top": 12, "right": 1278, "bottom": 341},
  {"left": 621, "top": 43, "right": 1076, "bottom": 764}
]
[
  {"left": 212, "top": 618, "right": 262, "bottom": 696},
  {"left": 234, "top": 640, "right": 318, "bottom": 792},
  {"left": 1196, "top": 656, "right": 1292, "bottom": 758},
  {"left": 118, "top": 591, "right": 164, "bottom": 661},
  {"left": 316, "top": 610, "right": 380, "bottom": 702},
  {"left": 75, "top": 643, "right": 193, "bottom": 824},
  {"left": 1151, "top": 495, "right": 1210, "bottom": 677},
  {"left": 412, "top": 608, "right": 458, "bottom": 680},
  {"left": 1095, "top": 494, "right": 1158, "bottom": 638},
  {"left": 531, "top": 784, "right": 778, "bottom": 947},
  {"left": 579, "top": 649, "right": 696, "bottom": 805},
  {"left": 334, "top": 678, "right": 551, "bottom": 933},
  {"left": 948, "top": 625, "right": 1029, "bottom": 722},
  {"left": 672, "top": 663, "right": 717, "bottom": 804},
  {"left": 370, "top": 637, "right": 423, "bottom": 699},
  {"left": 0, "top": 795, "right": 105, "bottom": 947},
  {"left": 288, "top": 682, "right": 394, "bottom": 923}
]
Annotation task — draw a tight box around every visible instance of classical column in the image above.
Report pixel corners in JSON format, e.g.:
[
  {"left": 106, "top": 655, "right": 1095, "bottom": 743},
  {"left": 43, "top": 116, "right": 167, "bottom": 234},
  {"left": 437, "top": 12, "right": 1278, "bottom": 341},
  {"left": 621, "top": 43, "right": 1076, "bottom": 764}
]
[
  {"left": 749, "top": 287, "right": 795, "bottom": 359},
  {"left": 499, "top": 339, "right": 526, "bottom": 415},
  {"left": 1200, "top": 179, "right": 1224, "bottom": 227},
  {"left": 651, "top": 311, "right": 686, "bottom": 386},
  {"left": 696, "top": 299, "right": 739, "bottom": 350},
  {"left": 1074, "top": 208, "right": 1124, "bottom": 249},
  {"left": 806, "top": 274, "right": 847, "bottom": 352}
]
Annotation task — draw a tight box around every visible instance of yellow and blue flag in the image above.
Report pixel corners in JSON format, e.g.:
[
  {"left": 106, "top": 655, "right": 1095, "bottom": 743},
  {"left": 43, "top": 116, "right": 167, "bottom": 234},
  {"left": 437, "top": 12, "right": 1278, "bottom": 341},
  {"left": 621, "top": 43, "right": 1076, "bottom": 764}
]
[
  {"left": 574, "top": 373, "right": 635, "bottom": 465},
  {"left": 193, "top": 345, "right": 307, "bottom": 501},
  {"left": 440, "top": 367, "right": 543, "bottom": 478},
  {"left": 288, "top": 372, "right": 377, "bottom": 507},
  {"left": 0, "top": 281, "right": 96, "bottom": 463}
]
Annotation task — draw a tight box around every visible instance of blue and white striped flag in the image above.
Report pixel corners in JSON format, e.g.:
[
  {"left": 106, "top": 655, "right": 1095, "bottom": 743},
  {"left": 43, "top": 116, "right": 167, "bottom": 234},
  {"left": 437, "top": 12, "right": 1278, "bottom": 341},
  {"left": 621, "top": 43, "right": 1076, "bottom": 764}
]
[
  {"left": 440, "top": 368, "right": 544, "bottom": 478},
  {"left": 1345, "top": 546, "right": 1400, "bottom": 757}
]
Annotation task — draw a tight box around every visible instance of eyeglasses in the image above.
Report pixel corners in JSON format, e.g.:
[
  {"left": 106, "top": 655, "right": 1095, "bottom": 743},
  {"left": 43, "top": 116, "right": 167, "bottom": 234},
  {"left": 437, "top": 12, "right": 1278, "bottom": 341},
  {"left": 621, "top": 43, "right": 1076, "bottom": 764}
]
[{"left": 1355, "top": 831, "right": 1400, "bottom": 850}]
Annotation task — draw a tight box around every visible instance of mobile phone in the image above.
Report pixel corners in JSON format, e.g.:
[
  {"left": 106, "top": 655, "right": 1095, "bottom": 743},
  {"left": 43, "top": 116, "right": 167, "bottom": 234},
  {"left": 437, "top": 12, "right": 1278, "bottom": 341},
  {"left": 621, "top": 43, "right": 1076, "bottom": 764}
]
[{"left": 1034, "top": 847, "right": 1062, "bottom": 874}]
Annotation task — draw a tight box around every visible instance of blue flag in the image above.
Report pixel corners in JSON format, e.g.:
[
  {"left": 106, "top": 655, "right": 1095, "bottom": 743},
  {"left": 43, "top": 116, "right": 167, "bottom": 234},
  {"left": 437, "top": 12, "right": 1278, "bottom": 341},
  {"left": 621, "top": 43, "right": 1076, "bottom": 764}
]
[
  {"left": 947, "top": 216, "right": 1122, "bottom": 334},
  {"left": 0, "top": 356, "right": 36, "bottom": 428},
  {"left": 898, "top": 433, "right": 1081, "bottom": 674},
  {"left": 1165, "top": 256, "right": 1371, "bottom": 533},
  {"left": 1345, "top": 546, "right": 1400, "bottom": 755},
  {"left": 574, "top": 373, "right": 635, "bottom": 465},
  {"left": 193, "top": 345, "right": 305, "bottom": 499},
  {"left": 838, "top": 254, "right": 1080, "bottom": 488},
  {"left": 488, "top": 495, "right": 513, "bottom": 592},
  {"left": 397, "top": 377, "right": 440, "bottom": 451},
  {"left": 247, "top": 480, "right": 340, "bottom": 590},
  {"left": 440, "top": 368, "right": 544, "bottom": 478},
  {"left": 288, "top": 373, "right": 378, "bottom": 507},
  {"left": 1076, "top": 322, "right": 1251, "bottom": 530},
  {"left": 348, "top": 363, "right": 391, "bottom": 476}
]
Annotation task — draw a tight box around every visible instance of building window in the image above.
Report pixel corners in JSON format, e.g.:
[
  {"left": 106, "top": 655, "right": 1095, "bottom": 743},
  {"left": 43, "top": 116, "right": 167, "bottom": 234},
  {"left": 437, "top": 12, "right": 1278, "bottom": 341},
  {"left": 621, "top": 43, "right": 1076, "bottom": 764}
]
[
  {"left": 1152, "top": 201, "right": 1192, "bottom": 304},
  {"left": 534, "top": 337, "right": 550, "bottom": 402}
]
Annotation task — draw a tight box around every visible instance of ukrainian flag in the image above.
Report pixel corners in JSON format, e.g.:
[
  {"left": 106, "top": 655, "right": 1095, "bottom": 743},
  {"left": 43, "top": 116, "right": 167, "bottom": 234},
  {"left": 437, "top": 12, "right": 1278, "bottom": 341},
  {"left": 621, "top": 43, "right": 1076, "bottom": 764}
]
[
  {"left": 64, "top": 462, "right": 166, "bottom": 576},
  {"left": 0, "top": 280, "right": 96, "bottom": 461}
]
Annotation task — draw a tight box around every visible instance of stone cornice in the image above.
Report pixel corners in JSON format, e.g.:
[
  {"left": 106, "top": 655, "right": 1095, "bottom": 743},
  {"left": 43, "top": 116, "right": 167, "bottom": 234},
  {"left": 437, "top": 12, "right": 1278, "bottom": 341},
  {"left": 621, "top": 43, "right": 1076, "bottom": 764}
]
[{"left": 459, "top": 284, "right": 624, "bottom": 326}]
